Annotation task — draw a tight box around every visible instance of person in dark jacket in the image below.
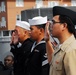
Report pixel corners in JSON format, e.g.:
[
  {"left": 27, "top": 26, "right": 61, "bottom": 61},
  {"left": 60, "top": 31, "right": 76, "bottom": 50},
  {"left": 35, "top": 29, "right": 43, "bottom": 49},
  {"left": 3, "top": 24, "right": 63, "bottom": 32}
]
[
  {"left": 10, "top": 21, "right": 34, "bottom": 75},
  {"left": 4, "top": 55, "right": 14, "bottom": 70},
  {"left": 0, "top": 55, "right": 14, "bottom": 75},
  {"left": 4, "top": 55, "right": 14, "bottom": 75},
  {"left": 28, "top": 16, "right": 49, "bottom": 75}
]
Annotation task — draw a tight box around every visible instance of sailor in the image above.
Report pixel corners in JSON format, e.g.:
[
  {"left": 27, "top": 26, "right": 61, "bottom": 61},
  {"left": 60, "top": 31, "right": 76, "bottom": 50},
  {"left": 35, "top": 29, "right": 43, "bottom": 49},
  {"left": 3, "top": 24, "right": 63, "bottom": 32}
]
[
  {"left": 27, "top": 16, "right": 49, "bottom": 75},
  {"left": 10, "top": 20, "right": 34, "bottom": 75}
]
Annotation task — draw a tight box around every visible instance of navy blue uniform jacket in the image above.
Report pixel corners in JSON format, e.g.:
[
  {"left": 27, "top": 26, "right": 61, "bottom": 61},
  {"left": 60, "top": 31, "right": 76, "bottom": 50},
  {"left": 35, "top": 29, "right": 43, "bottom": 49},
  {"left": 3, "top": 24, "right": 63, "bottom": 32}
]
[
  {"left": 10, "top": 38, "right": 34, "bottom": 75},
  {"left": 27, "top": 39, "right": 49, "bottom": 75}
]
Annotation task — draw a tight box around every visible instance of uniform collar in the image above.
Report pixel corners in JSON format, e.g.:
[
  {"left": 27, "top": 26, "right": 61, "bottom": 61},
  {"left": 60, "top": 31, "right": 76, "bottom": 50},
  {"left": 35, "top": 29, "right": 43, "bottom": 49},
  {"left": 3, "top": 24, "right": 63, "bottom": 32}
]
[
  {"left": 54, "top": 35, "right": 75, "bottom": 55},
  {"left": 31, "top": 39, "right": 45, "bottom": 52}
]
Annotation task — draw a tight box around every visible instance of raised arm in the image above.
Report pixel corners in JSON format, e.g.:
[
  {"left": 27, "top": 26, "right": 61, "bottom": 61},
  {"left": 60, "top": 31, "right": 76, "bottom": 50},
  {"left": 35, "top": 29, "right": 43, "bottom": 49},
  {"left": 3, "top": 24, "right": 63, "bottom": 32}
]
[{"left": 44, "top": 22, "right": 54, "bottom": 63}]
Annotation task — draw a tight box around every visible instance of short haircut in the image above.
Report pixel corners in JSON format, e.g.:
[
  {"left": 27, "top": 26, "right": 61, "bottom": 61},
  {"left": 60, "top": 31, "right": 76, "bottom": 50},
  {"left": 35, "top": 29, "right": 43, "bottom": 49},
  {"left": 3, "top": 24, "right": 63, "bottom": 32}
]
[
  {"left": 35, "top": 23, "right": 46, "bottom": 30},
  {"left": 59, "top": 15, "right": 76, "bottom": 38}
]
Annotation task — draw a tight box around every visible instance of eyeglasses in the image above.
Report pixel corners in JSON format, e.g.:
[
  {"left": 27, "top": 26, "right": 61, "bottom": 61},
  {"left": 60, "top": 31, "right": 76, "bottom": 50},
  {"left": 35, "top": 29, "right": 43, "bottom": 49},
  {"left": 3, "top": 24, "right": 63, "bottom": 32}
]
[{"left": 50, "top": 20, "right": 62, "bottom": 25}]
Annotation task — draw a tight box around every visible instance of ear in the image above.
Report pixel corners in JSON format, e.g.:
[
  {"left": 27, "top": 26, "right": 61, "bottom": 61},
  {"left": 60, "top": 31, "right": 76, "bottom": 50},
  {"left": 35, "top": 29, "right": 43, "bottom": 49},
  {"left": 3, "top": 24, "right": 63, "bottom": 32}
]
[
  {"left": 24, "top": 30, "right": 27, "bottom": 35},
  {"left": 63, "top": 23, "right": 67, "bottom": 28},
  {"left": 61, "top": 23, "right": 67, "bottom": 31},
  {"left": 40, "top": 28, "right": 44, "bottom": 33}
]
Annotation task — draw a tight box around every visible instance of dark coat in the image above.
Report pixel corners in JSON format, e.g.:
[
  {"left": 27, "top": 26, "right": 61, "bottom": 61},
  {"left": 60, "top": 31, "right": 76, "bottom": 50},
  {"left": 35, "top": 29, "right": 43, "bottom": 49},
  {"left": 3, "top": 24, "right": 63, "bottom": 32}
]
[
  {"left": 0, "top": 61, "right": 4, "bottom": 71},
  {"left": 26, "top": 39, "right": 49, "bottom": 75},
  {"left": 0, "top": 62, "right": 14, "bottom": 75},
  {"left": 10, "top": 38, "right": 34, "bottom": 75}
]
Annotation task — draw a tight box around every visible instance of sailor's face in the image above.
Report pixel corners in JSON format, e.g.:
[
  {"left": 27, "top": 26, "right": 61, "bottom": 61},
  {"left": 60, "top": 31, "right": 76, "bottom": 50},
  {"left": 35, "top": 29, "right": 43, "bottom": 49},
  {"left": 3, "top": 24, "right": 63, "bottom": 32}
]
[
  {"left": 30, "top": 25, "right": 40, "bottom": 40},
  {"left": 15, "top": 26, "right": 25, "bottom": 42}
]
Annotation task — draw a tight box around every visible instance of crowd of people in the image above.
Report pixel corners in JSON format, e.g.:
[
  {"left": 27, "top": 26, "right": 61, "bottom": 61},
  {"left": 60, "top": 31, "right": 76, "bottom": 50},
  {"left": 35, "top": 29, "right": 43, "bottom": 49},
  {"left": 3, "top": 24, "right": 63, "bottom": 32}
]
[{"left": 0, "top": 6, "right": 76, "bottom": 75}]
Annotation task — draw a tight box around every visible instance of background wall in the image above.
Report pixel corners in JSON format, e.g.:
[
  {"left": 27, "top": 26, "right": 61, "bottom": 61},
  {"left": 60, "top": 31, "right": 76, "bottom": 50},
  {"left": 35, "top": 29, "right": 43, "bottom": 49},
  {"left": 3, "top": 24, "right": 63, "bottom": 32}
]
[{"left": 0, "top": 37, "right": 13, "bottom": 63}]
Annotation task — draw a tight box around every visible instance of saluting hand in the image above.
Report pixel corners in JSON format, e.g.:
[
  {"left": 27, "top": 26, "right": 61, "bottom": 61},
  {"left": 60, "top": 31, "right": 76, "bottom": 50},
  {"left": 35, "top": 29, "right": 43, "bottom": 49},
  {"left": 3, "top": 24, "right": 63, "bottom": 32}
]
[
  {"left": 10, "top": 30, "right": 19, "bottom": 45},
  {"left": 44, "top": 22, "right": 51, "bottom": 42}
]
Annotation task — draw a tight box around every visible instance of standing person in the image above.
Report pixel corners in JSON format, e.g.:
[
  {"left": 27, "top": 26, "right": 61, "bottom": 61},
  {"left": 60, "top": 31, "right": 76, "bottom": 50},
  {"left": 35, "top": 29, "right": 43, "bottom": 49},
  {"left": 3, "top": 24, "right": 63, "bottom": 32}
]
[
  {"left": 45, "top": 6, "right": 76, "bottom": 75},
  {"left": 4, "top": 55, "right": 14, "bottom": 71},
  {"left": 4, "top": 55, "right": 14, "bottom": 75},
  {"left": 0, "top": 55, "right": 14, "bottom": 75},
  {"left": 10, "top": 21, "right": 34, "bottom": 75},
  {"left": 28, "top": 16, "right": 49, "bottom": 75}
]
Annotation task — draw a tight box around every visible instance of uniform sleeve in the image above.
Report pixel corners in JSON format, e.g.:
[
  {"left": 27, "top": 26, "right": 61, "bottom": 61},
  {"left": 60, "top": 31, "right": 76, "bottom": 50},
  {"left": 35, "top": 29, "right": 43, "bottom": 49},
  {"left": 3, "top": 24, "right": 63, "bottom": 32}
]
[
  {"left": 10, "top": 43, "right": 22, "bottom": 55},
  {"left": 41, "top": 48, "right": 50, "bottom": 75},
  {"left": 64, "top": 50, "right": 76, "bottom": 75},
  {"left": 42, "top": 63, "right": 49, "bottom": 75}
]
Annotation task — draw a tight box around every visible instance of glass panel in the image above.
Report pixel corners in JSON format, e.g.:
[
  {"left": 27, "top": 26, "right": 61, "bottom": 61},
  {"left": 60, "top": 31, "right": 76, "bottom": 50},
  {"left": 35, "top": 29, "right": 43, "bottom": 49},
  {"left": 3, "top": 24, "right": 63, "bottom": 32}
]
[
  {"left": 48, "top": 1, "right": 59, "bottom": 7},
  {"left": 1, "top": 17, "right": 6, "bottom": 27},
  {"left": 3, "top": 31, "right": 9, "bottom": 36},
  {"left": 71, "top": 0, "right": 76, "bottom": 6},
  {"left": 35, "top": 0, "right": 43, "bottom": 8},
  {"left": 16, "top": 0, "right": 24, "bottom": 7},
  {"left": 1, "top": 1, "right": 5, "bottom": 12}
]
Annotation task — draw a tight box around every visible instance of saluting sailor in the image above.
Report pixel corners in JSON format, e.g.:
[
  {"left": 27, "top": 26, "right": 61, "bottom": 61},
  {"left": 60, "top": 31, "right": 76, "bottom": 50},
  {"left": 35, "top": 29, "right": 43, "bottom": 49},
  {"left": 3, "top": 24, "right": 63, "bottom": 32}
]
[
  {"left": 27, "top": 16, "right": 49, "bottom": 75},
  {"left": 10, "top": 21, "right": 34, "bottom": 75}
]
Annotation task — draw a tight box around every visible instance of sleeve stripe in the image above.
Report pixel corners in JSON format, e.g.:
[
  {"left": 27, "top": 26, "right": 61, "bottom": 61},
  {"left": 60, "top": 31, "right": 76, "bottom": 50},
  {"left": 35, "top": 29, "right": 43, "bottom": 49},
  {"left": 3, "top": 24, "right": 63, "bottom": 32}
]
[{"left": 42, "top": 59, "right": 48, "bottom": 66}]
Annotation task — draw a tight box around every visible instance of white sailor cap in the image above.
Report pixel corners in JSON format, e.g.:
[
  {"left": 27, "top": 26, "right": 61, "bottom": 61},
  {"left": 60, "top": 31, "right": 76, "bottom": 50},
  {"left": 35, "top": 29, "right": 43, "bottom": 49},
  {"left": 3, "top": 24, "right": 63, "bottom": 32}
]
[
  {"left": 16, "top": 21, "right": 30, "bottom": 30},
  {"left": 28, "top": 16, "right": 47, "bottom": 26}
]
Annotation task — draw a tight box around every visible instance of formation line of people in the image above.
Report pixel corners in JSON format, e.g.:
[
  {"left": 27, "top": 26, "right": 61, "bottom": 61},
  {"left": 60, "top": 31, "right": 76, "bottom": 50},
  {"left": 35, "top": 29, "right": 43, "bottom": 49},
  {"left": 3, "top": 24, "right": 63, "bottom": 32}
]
[{"left": 10, "top": 6, "right": 76, "bottom": 75}]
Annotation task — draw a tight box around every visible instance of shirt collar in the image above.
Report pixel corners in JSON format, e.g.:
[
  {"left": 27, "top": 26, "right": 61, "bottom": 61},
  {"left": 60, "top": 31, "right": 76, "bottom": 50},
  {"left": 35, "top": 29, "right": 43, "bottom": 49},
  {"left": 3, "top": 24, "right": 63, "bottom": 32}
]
[{"left": 60, "top": 35, "right": 75, "bottom": 51}]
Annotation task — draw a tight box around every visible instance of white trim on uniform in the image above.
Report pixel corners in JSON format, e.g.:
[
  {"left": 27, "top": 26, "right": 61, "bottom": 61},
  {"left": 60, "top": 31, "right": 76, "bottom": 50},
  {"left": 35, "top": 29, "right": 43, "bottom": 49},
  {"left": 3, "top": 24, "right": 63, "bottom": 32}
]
[
  {"left": 17, "top": 43, "right": 22, "bottom": 48},
  {"left": 31, "top": 41, "right": 45, "bottom": 52},
  {"left": 42, "top": 59, "right": 48, "bottom": 66}
]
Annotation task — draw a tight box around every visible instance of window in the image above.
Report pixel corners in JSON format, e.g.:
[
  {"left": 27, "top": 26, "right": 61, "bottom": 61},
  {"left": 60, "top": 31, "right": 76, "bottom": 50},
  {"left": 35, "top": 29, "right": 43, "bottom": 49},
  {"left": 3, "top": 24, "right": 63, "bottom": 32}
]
[
  {"left": 16, "top": 0, "right": 24, "bottom": 7},
  {"left": 48, "top": 1, "right": 59, "bottom": 7},
  {"left": 0, "top": 31, "right": 3, "bottom": 38},
  {"left": 1, "top": 17, "right": 6, "bottom": 27},
  {"left": 0, "top": 31, "right": 11, "bottom": 38},
  {"left": 16, "top": 14, "right": 21, "bottom": 20},
  {"left": 1, "top": 1, "right": 6, "bottom": 12},
  {"left": 35, "top": 0, "right": 43, "bottom": 8},
  {"left": 3, "top": 31, "right": 9, "bottom": 36},
  {"left": 71, "top": 0, "right": 76, "bottom": 6},
  {"left": 0, "top": 31, "right": 11, "bottom": 42}
]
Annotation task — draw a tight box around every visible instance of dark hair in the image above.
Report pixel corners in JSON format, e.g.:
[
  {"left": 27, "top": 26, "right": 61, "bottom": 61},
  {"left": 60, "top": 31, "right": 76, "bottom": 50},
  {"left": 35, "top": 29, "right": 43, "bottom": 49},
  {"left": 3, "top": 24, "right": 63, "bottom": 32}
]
[
  {"left": 59, "top": 15, "right": 76, "bottom": 38},
  {"left": 36, "top": 23, "right": 46, "bottom": 30}
]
